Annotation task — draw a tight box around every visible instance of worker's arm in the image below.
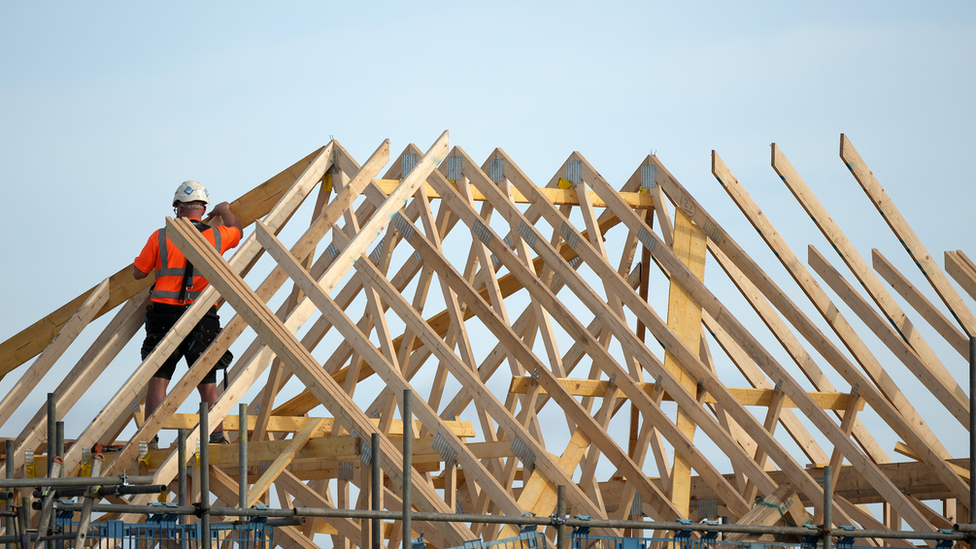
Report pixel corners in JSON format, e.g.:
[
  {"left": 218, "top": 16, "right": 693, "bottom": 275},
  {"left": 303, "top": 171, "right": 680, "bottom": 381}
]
[
  {"left": 132, "top": 265, "right": 150, "bottom": 280},
  {"left": 211, "top": 202, "right": 242, "bottom": 233}
]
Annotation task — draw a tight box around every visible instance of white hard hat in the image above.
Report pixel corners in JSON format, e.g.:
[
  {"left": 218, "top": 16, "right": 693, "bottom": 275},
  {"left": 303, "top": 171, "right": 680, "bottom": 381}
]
[{"left": 172, "top": 180, "right": 210, "bottom": 207}]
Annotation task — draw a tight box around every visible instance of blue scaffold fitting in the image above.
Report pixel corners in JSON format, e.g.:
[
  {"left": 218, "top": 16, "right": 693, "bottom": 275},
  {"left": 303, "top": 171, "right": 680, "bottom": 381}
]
[
  {"left": 56, "top": 499, "right": 74, "bottom": 522},
  {"left": 835, "top": 525, "right": 856, "bottom": 549},
  {"left": 936, "top": 529, "right": 955, "bottom": 549},
  {"left": 700, "top": 519, "right": 720, "bottom": 542},
  {"left": 801, "top": 523, "right": 820, "bottom": 549},
  {"left": 249, "top": 504, "right": 270, "bottom": 526},
  {"left": 571, "top": 515, "right": 592, "bottom": 537},
  {"left": 674, "top": 519, "right": 694, "bottom": 542}
]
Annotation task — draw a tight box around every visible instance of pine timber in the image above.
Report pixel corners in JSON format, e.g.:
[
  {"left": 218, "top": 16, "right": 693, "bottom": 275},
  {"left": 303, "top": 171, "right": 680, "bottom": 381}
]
[
  {"left": 873, "top": 248, "right": 969, "bottom": 358},
  {"left": 946, "top": 250, "right": 976, "bottom": 302},
  {"left": 133, "top": 413, "right": 476, "bottom": 438},
  {"left": 506, "top": 377, "right": 864, "bottom": 410},
  {"left": 660, "top": 208, "right": 708, "bottom": 516},
  {"left": 840, "top": 134, "right": 976, "bottom": 337},
  {"left": 772, "top": 144, "right": 964, "bottom": 422},
  {"left": 0, "top": 134, "right": 971, "bottom": 549},
  {"left": 808, "top": 245, "right": 968, "bottom": 426},
  {"left": 707, "top": 153, "right": 967, "bottom": 503}
]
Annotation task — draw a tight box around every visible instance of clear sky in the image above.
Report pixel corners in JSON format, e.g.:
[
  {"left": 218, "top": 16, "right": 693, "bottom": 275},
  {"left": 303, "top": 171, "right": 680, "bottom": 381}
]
[{"left": 1, "top": 0, "right": 975, "bottom": 489}]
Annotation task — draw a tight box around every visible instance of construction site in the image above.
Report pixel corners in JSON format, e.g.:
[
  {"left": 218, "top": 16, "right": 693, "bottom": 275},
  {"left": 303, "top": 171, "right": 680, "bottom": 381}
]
[{"left": 0, "top": 131, "right": 974, "bottom": 549}]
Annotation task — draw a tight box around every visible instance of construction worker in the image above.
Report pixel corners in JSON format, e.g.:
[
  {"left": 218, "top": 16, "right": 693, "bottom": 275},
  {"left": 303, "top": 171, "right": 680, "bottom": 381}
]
[{"left": 133, "top": 180, "right": 243, "bottom": 447}]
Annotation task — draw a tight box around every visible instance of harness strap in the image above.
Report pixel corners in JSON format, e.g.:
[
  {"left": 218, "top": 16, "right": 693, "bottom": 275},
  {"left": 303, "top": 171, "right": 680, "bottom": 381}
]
[{"left": 153, "top": 221, "right": 214, "bottom": 303}]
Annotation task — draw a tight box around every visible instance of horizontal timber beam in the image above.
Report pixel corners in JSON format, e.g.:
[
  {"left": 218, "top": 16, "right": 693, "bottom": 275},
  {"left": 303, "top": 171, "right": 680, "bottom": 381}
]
[
  {"left": 508, "top": 377, "right": 866, "bottom": 411},
  {"left": 371, "top": 178, "right": 654, "bottom": 209},
  {"left": 133, "top": 413, "right": 475, "bottom": 438}
]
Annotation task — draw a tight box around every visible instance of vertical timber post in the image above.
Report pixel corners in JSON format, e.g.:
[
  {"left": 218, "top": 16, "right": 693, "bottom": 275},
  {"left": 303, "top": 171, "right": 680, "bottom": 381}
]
[
  {"left": 372, "top": 433, "right": 381, "bottom": 549},
  {"left": 200, "top": 403, "right": 211, "bottom": 549},
  {"left": 403, "top": 390, "right": 412, "bottom": 549}
]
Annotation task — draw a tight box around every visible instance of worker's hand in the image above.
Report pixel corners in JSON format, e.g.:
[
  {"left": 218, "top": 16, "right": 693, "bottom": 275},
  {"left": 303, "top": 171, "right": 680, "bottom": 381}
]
[
  {"left": 211, "top": 201, "right": 232, "bottom": 215},
  {"left": 211, "top": 201, "right": 242, "bottom": 232}
]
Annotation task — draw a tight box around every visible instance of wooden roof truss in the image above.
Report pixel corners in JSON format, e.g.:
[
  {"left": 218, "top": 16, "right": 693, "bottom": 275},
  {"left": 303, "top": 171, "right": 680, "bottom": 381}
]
[{"left": 0, "top": 131, "right": 972, "bottom": 548}]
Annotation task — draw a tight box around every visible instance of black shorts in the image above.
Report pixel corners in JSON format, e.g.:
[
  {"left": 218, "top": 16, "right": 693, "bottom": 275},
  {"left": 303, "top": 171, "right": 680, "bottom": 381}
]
[{"left": 141, "top": 303, "right": 222, "bottom": 384}]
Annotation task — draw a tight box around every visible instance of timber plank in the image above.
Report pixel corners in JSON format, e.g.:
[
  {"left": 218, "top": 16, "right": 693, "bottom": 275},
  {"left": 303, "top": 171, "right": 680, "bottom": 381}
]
[
  {"left": 773, "top": 143, "right": 967, "bottom": 424},
  {"left": 840, "top": 134, "right": 976, "bottom": 337},
  {"left": 507, "top": 377, "right": 864, "bottom": 410},
  {"left": 696, "top": 153, "right": 966, "bottom": 505},
  {"left": 946, "top": 251, "right": 976, "bottom": 302},
  {"left": 808, "top": 245, "right": 968, "bottom": 425},
  {"left": 133, "top": 413, "right": 475, "bottom": 438},
  {"left": 247, "top": 418, "right": 324, "bottom": 505},
  {"left": 874, "top": 248, "right": 969, "bottom": 358}
]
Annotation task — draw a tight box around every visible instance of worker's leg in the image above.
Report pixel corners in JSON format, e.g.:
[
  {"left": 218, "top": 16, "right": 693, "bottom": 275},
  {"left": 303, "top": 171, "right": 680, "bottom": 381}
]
[
  {"left": 189, "top": 307, "right": 227, "bottom": 440},
  {"left": 197, "top": 382, "right": 223, "bottom": 433},
  {"left": 145, "top": 377, "right": 170, "bottom": 418}
]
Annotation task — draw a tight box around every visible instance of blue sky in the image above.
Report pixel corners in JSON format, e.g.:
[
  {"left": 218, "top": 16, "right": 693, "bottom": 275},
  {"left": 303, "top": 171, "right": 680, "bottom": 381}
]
[{"left": 2, "top": 0, "right": 975, "bottom": 486}]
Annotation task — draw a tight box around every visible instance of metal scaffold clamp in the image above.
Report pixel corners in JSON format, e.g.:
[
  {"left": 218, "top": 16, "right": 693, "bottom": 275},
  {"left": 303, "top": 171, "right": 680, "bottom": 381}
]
[{"left": 548, "top": 512, "right": 567, "bottom": 526}]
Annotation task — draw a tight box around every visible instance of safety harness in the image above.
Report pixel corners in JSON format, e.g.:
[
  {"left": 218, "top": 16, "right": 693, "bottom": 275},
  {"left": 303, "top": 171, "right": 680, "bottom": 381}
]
[
  {"left": 151, "top": 220, "right": 219, "bottom": 303},
  {"left": 148, "top": 220, "right": 234, "bottom": 388}
]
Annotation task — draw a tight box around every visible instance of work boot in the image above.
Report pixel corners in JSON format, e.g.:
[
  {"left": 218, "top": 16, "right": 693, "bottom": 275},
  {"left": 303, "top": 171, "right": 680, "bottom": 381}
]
[
  {"left": 148, "top": 435, "right": 159, "bottom": 451},
  {"left": 209, "top": 432, "right": 229, "bottom": 444}
]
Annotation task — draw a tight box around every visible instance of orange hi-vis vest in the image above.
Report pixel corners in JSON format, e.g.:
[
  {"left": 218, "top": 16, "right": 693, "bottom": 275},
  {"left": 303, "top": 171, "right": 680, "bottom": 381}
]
[{"left": 135, "top": 220, "right": 242, "bottom": 306}]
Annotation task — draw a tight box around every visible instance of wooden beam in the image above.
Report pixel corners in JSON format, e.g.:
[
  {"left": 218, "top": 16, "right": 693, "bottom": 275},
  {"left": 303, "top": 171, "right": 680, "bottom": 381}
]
[
  {"left": 808, "top": 245, "right": 968, "bottom": 425},
  {"left": 661, "top": 208, "right": 707, "bottom": 516},
  {"left": 0, "top": 277, "right": 109, "bottom": 429},
  {"left": 946, "top": 250, "right": 976, "bottom": 302},
  {"left": 5, "top": 289, "right": 148, "bottom": 473},
  {"left": 370, "top": 178, "right": 654, "bottom": 209},
  {"left": 507, "top": 377, "right": 865, "bottom": 410},
  {"left": 247, "top": 418, "right": 324, "bottom": 506},
  {"left": 894, "top": 442, "right": 970, "bottom": 482},
  {"left": 840, "top": 134, "right": 976, "bottom": 337},
  {"left": 774, "top": 141, "right": 967, "bottom": 423},
  {"left": 874, "top": 248, "right": 968, "bottom": 358},
  {"left": 743, "top": 383, "right": 787, "bottom": 505},
  {"left": 133, "top": 413, "right": 475, "bottom": 438}
]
